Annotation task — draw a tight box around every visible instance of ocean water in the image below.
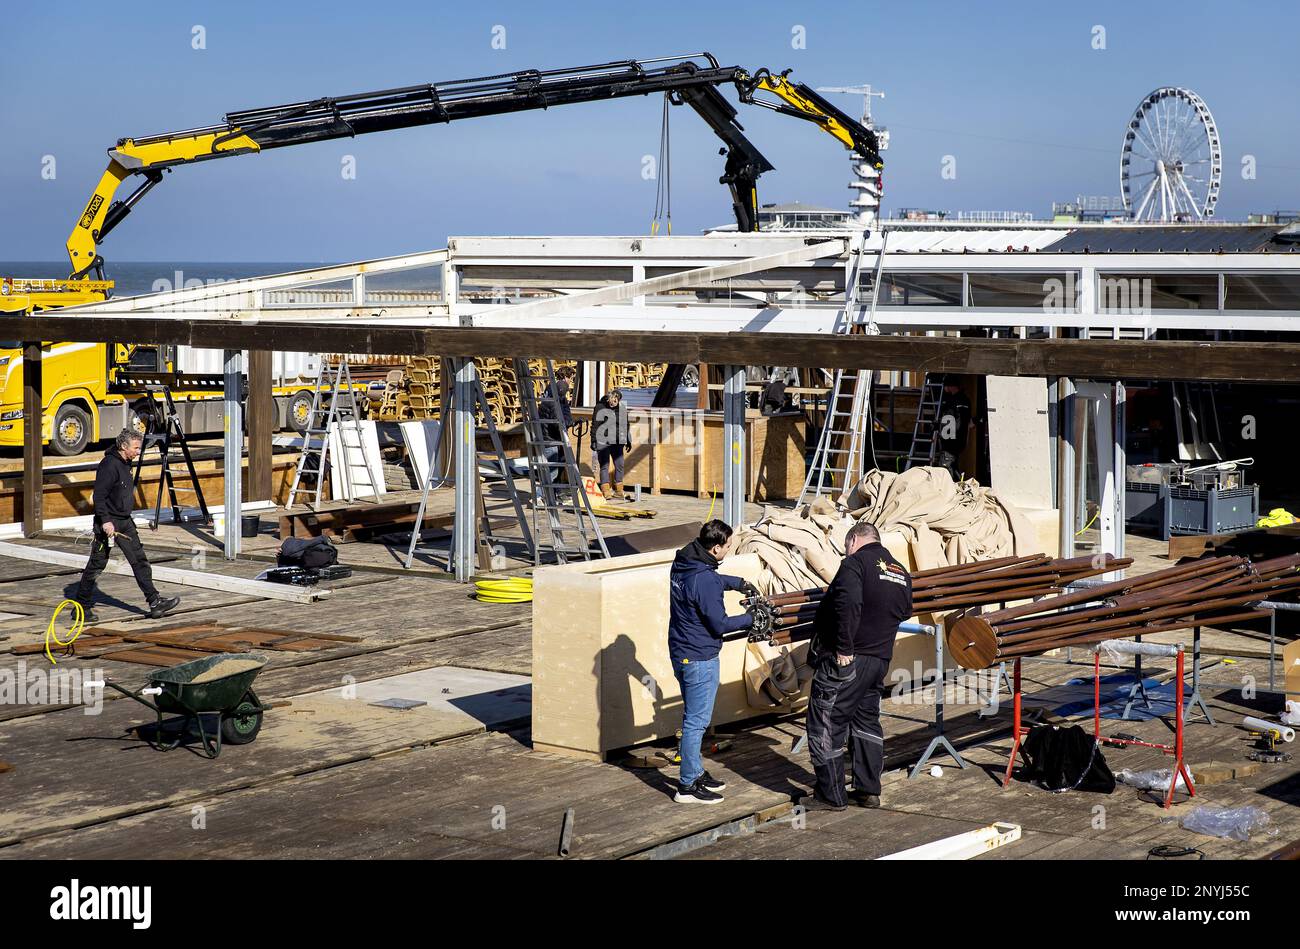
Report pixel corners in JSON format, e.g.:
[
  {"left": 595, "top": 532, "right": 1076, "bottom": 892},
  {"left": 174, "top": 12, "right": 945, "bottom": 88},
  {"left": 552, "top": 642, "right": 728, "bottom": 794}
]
[{"left": 1, "top": 261, "right": 442, "bottom": 298}]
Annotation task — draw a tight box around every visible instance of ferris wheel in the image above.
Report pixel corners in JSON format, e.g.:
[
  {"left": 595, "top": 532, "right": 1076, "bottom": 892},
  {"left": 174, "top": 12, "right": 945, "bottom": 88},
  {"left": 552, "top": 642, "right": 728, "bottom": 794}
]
[{"left": 1120, "top": 87, "right": 1221, "bottom": 222}]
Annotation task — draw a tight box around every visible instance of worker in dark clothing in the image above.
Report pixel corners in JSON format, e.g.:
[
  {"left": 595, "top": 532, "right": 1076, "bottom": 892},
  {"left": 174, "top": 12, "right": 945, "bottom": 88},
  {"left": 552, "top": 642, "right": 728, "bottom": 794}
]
[
  {"left": 759, "top": 378, "right": 790, "bottom": 416},
  {"left": 667, "top": 519, "right": 758, "bottom": 805},
  {"left": 73, "top": 430, "right": 181, "bottom": 623},
  {"left": 591, "top": 388, "right": 631, "bottom": 500},
  {"left": 935, "top": 380, "right": 971, "bottom": 479},
  {"left": 539, "top": 364, "right": 576, "bottom": 445},
  {"left": 802, "top": 521, "right": 913, "bottom": 811}
]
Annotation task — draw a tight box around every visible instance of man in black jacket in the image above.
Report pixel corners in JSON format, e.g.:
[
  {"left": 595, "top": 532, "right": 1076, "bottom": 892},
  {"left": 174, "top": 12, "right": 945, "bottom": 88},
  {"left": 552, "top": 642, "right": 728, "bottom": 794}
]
[
  {"left": 802, "top": 522, "right": 913, "bottom": 811},
  {"left": 73, "top": 430, "right": 180, "bottom": 622}
]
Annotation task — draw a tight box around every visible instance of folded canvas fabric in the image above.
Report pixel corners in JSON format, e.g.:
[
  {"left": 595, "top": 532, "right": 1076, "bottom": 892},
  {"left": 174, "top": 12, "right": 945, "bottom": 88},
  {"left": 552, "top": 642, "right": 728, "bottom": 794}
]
[{"left": 844, "top": 466, "right": 1037, "bottom": 570}]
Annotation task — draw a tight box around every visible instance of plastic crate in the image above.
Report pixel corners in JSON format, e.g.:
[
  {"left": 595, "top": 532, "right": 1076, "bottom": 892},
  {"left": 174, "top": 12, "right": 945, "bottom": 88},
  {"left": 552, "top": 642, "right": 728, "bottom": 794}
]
[{"left": 1125, "top": 481, "right": 1258, "bottom": 541}]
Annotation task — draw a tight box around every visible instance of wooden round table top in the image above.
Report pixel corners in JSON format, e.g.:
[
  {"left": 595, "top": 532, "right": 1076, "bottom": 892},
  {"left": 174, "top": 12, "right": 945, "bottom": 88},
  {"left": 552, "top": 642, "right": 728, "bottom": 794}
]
[{"left": 946, "top": 615, "right": 1000, "bottom": 670}]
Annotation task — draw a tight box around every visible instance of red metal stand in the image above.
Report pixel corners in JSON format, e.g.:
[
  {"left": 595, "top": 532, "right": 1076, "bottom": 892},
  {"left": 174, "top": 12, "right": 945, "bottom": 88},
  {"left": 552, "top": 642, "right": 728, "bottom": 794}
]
[
  {"left": 1001, "top": 657, "right": 1024, "bottom": 788},
  {"left": 1093, "top": 644, "right": 1195, "bottom": 809}
]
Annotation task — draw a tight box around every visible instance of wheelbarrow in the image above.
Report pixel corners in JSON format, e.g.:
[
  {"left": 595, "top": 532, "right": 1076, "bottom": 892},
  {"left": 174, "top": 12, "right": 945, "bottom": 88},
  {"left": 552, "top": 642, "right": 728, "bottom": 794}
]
[{"left": 95, "top": 653, "right": 269, "bottom": 759}]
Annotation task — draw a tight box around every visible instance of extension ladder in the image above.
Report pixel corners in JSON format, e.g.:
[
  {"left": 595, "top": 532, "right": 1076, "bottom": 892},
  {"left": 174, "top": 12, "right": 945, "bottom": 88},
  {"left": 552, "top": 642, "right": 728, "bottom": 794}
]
[
  {"left": 514, "top": 359, "right": 608, "bottom": 564},
  {"left": 799, "top": 229, "right": 887, "bottom": 504},
  {"left": 403, "top": 359, "right": 536, "bottom": 570}
]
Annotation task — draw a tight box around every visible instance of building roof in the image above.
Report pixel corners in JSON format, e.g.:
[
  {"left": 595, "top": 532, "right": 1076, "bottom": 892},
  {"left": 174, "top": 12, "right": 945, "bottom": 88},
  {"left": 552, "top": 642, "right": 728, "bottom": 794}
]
[
  {"left": 1039, "top": 225, "right": 1299, "bottom": 254},
  {"left": 758, "top": 202, "right": 847, "bottom": 215}
]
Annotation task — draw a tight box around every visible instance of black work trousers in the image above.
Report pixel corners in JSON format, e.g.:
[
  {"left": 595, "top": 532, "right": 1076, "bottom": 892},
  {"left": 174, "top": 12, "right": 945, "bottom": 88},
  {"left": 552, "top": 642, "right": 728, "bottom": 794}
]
[
  {"left": 75, "top": 520, "right": 160, "bottom": 606},
  {"left": 804, "top": 651, "right": 889, "bottom": 805}
]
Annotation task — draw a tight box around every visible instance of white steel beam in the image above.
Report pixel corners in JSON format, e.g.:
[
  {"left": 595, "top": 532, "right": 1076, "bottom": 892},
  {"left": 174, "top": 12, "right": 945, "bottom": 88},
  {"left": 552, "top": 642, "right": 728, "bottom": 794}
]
[
  {"left": 466, "top": 239, "right": 848, "bottom": 324},
  {"left": 54, "top": 250, "right": 450, "bottom": 313}
]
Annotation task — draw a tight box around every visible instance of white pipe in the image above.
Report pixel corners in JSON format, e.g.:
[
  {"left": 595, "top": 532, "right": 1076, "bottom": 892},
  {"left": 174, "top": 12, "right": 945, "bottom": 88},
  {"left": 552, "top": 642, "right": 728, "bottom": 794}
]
[{"left": 1242, "top": 716, "right": 1295, "bottom": 742}]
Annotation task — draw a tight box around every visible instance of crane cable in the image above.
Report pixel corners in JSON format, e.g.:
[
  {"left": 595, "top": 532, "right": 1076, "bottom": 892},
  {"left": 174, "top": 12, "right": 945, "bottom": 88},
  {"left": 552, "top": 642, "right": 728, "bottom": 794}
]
[{"left": 651, "top": 93, "right": 672, "bottom": 235}]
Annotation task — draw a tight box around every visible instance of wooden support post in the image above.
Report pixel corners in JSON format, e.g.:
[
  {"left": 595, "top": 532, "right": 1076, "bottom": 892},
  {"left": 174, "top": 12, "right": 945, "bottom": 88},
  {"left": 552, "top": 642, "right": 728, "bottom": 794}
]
[
  {"left": 438, "top": 356, "right": 453, "bottom": 477},
  {"left": 22, "top": 341, "right": 42, "bottom": 538},
  {"left": 247, "top": 349, "right": 274, "bottom": 502},
  {"left": 696, "top": 364, "right": 710, "bottom": 410}
]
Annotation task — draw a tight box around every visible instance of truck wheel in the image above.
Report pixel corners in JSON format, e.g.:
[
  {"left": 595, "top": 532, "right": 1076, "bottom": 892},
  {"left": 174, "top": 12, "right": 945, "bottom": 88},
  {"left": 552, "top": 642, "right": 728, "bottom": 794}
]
[
  {"left": 287, "top": 390, "right": 314, "bottom": 434},
  {"left": 128, "top": 399, "right": 160, "bottom": 437},
  {"left": 50, "top": 404, "right": 92, "bottom": 456}
]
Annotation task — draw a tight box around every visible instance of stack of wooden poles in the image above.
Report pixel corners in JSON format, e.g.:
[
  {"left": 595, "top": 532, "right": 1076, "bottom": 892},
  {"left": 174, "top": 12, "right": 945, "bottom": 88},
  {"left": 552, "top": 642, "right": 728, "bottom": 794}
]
[
  {"left": 743, "top": 553, "right": 1131, "bottom": 648},
  {"left": 945, "top": 553, "right": 1300, "bottom": 670}
]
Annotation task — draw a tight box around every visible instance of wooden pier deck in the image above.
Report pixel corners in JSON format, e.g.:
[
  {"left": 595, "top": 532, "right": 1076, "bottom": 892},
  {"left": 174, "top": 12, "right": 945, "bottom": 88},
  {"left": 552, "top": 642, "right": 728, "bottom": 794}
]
[{"left": 0, "top": 523, "right": 1296, "bottom": 861}]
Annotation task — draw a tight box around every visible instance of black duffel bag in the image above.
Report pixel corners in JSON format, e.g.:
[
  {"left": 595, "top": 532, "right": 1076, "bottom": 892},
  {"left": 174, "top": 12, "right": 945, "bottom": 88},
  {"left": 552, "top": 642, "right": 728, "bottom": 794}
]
[{"left": 277, "top": 536, "right": 339, "bottom": 569}]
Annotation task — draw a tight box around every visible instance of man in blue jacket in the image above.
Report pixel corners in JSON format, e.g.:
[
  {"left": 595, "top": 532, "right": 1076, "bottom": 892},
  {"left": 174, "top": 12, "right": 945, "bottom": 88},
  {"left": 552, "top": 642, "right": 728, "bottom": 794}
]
[{"left": 668, "top": 519, "right": 758, "bottom": 804}]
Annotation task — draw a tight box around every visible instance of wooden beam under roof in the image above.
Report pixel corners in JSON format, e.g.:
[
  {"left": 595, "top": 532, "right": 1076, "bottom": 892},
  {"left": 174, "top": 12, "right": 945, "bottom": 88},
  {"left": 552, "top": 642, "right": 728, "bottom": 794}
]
[{"left": 8, "top": 316, "right": 1300, "bottom": 382}]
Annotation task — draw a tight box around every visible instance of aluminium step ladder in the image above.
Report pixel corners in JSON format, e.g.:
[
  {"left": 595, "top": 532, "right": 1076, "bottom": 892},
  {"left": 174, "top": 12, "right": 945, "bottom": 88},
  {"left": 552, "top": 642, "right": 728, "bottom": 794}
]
[
  {"left": 903, "top": 374, "right": 948, "bottom": 469},
  {"left": 403, "top": 359, "right": 536, "bottom": 570},
  {"left": 514, "top": 359, "right": 608, "bottom": 564},
  {"left": 799, "top": 229, "right": 888, "bottom": 504},
  {"left": 131, "top": 385, "right": 210, "bottom": 529},
  {"left": 286, "top": 359, "right": 379, "bottom": 508}
]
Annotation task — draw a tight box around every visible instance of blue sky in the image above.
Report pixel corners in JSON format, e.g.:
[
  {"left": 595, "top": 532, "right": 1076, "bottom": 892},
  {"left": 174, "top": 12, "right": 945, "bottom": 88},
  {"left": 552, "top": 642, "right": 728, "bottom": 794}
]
[{"left": 1, "top": 0, "right": 1296, "bottom": 263}]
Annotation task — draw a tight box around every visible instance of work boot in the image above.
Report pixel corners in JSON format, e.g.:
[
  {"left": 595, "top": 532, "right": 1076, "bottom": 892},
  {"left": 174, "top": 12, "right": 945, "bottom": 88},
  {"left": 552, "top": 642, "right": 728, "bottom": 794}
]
[
  {"left": 75, "top": 601, "right": 100, "bottom": 624},
  {"left": 612, "top": 481, "right": 625, "bottom": 500},
  {"left": 148, "top": 596, "right": 181, "bottom": 619},
  {"left": 599, "top": 482, "right": 613, "bottom": 500},
  {"left": 849, "top": 791, "right": 881, "bottom": 809},
  {"left": 798, "top": 793, "right": 847, "bottom": 813}
]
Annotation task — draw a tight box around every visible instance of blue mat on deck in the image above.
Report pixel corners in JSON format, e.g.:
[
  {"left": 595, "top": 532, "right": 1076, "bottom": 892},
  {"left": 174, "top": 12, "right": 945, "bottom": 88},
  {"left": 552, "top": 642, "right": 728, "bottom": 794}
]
[{"left": 1026, "top": 672, "right": 1191, "bottom": 721}]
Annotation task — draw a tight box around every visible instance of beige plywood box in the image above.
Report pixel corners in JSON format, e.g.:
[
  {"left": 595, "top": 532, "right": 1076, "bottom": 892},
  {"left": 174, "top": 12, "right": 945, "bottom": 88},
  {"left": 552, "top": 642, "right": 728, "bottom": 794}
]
[{"left": 532, "top": 539, "right": 950, "bottom": 760}]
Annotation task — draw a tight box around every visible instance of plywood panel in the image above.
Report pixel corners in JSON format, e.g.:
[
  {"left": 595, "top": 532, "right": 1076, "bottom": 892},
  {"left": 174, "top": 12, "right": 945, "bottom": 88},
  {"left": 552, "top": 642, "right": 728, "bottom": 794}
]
[{"left": 986, "top": 375, "right": 1053, "bottom": 510}]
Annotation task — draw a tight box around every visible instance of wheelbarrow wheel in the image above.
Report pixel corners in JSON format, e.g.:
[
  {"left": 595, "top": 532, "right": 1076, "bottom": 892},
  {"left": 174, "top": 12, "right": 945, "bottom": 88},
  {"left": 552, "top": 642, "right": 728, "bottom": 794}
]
[{"left": 220, "top": 689, "right": 263, "bottom": 745}]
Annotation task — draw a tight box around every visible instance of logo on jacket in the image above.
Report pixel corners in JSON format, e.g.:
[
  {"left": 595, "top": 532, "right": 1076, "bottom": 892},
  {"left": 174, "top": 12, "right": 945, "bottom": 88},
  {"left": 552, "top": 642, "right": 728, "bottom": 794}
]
[{"left": 877, "top": 559, "right": 908, "bottom": 585}]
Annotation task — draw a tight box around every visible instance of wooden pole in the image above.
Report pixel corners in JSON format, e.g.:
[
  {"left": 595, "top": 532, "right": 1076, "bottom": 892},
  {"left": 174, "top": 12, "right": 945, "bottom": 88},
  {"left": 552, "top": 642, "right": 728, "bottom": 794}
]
[
  {"left": 22, "top": 341, "right": 42, "bottom": 538},
  {"left": 247, "top": 349, "right": 274, "bottom": 501}
]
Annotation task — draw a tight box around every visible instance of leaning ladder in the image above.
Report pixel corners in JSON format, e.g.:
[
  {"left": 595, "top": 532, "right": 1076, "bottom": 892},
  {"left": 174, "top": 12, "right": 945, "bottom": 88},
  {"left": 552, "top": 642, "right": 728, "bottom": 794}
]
[
  {"left": 799, "top": 229, "right": 888, "bottom": 505},
  {"left": 403, "top": 361, "right": 536, "bottom": 570},
  {"left": 131, "top": 385, "right": 210, "bottom": 528},
  {"left": 286, "top": 359, "right": 378, "bottom": 508},
  {"left": 514, "top": 359, "right": 608, "bottom": 564},
  {"left": 904, "top": 374, "right": 948, "bottom": 469}
]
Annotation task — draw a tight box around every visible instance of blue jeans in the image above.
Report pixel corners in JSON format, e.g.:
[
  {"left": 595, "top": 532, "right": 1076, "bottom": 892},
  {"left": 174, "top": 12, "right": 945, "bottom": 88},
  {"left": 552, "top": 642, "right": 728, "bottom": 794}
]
[{"left": 672, "top": 655, "right": 720, "bottom": 787}]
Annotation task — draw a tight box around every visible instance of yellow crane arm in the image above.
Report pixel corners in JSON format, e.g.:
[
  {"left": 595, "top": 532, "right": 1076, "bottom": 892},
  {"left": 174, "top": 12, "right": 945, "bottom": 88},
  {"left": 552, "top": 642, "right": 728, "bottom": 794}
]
[{"left": 737, "top": 69, "right": 883, "bottom": 170}]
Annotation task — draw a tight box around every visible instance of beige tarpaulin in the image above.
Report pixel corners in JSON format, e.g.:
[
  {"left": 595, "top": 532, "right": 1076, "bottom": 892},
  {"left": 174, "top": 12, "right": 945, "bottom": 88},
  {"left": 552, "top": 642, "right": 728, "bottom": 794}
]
[
  {"left": 733, "top": 468, "right": 1035, "bottom": 709},
  {"left": 844, "top": 467, "right": 1038, "bottom": 571},
  {"left": 742, "top": 639, "right": 813, "bottom": 710}
]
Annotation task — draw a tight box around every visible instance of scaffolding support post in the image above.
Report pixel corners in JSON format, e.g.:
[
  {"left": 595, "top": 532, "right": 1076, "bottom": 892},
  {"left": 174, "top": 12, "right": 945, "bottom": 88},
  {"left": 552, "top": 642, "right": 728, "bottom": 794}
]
[
  {"left": 451, "top": 357, "right": 479, "bottom": 582},
  {"left": 223, "top": 349, "right": 243, "bottom": 559},
  {"left": 723, "top": 364, "right": 746, "bottom": 528}
]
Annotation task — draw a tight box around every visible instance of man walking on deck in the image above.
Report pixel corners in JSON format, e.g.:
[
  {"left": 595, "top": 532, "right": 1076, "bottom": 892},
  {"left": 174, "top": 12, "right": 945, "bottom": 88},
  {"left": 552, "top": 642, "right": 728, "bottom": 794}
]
[{"left": 73, "top": 429, "right": 181, "bottom": 622}]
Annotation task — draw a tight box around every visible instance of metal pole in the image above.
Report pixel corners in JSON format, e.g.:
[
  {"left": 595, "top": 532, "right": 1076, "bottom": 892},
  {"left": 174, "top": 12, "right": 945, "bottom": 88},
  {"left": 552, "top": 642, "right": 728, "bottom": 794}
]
[
  {"left": 1056, "top": 377, "right": 1076, "bottom": 559},
  {"left": 222, "top": 349, "right": 243, "bottom": 559},
  {"left": 22, "top": 341, "right": 43, "bottom": 537},
  {"left": 1114, "top": 381, "right": 1126, "bottom": 565},
  {"left": 451, "top": 357, "right": 478, "bottom": 582},
  {"left": 722, "top": 364, "right": 746, "bottom": 528}
]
